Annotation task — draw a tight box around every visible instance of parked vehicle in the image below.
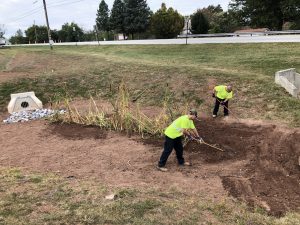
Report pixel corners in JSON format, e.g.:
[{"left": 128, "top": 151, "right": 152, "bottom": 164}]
[{"left": 0, "top": 37, "right": 6, "bottom": 45}]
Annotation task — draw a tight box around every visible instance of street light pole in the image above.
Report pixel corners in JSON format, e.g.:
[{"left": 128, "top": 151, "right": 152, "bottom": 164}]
[{"left": 42, "top": 0, "right": 53, "bottom": 50}]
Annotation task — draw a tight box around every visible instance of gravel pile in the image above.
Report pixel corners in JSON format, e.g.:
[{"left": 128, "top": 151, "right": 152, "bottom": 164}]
[{"left": 3, "top": 109, "right": 66, "bottom": 124}]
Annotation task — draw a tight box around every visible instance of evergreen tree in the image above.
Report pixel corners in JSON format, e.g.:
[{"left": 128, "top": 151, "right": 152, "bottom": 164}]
[
  {"left": 110, "top": 0, "right": 126, "bottom": 35},
  {"left": 96, "top": 0, "right": 110, "bottom": 32},
  {"left": 151, "top": 3, "right": 184, "bottom": 39},
  {"left": 123, "top": 0, "right": 151, "bottom": 39},
  {"left": 191, "top": 10, "right": 209, "bottom": 34}
]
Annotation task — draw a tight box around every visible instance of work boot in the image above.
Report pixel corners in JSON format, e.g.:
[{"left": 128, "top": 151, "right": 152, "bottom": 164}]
[
  {"left": 223, "top": 115, "right": 229, "bottom": 120},
  {"left": 157, "top": 166, "right": 168, "bottom": 172},
  {"left": 184, "top": 162, "right": 191, "bottom": 166},
  {"left": 179, "top": 162, "right": 191, "bottom": 167}
]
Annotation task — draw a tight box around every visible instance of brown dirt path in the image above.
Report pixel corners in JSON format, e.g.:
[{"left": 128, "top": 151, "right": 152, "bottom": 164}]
[{"left": 0, "top": 120, "right": 225, "bottom": 196}]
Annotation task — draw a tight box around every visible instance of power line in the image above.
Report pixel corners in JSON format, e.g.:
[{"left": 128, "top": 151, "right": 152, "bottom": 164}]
[
  {"left": 4, "top": 0, "right": 88, "bottom": 25},
  {"left": 7, "top": 9, "right": 43, "bottom": 24},
  {"left": 48, "top": 0, "right": 85, "bottom": 8},
  {"left": 8, "top": 6, "right": 43, "bottom": 22}
]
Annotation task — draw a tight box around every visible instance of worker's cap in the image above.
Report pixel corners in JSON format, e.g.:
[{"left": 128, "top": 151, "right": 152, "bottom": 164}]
[{"left": 189, "top": 109, "right": 198, "bottom": 117}]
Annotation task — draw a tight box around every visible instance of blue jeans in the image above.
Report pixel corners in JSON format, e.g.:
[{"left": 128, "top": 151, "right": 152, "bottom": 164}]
[{"left": 158, "top": 136, "right": 184, "bottom": 167}]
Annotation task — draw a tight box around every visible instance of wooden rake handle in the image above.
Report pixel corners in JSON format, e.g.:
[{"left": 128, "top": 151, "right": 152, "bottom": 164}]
[
  {"left": 186, "top": 136, "right": 225, "bottom": 152},
  {"left": 201, "top": 141, "right": 225, "bottom": 152}
]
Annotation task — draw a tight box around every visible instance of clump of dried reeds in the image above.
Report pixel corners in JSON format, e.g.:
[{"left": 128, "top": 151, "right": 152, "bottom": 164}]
[{"left": 52, "top": 81, "right": 173, "bottom": 137}]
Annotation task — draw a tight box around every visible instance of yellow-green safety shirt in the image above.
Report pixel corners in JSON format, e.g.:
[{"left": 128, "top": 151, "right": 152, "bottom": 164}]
[
  {"left": 215, "top": 85, "right": 233, "bottom": 100},
  {"left": 164, "top": 115, "right": 195, "bottom": 139}
]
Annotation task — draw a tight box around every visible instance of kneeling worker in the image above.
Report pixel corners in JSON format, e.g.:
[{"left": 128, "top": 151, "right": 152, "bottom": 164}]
[
  {"left": 212, "top": 85, "right": 233, "bottom": 118},
  {"left": 157, "top": 109, "right": 202, "bottom": 172}
]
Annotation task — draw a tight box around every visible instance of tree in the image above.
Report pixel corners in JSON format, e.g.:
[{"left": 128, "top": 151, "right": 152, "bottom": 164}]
[
  {"left": 58, "top": 22, "right": 84, "bottom": 42},
  {"left": 9, "top": 29, "right": 28, "bottom": 44},
  {"left": 151, "top": 3, "right": 184, "bottom": 39},
  {"left": 25, "top": 25, "right": 48, "bottom": 43},
  {"left": 191, "top": 10, "right": 209, "bottom": 34},
  {"left": 96, "top": 0, "right": 110, "bottom": 32},
  {"left": 201, "top": 5, "right": 224, "bottom": 33},
  {"left": 110, "top": 0, "right": 126, "bottom": 36},
  {"left": 51, "top": 30, "right": 59, "bottom": 43},
  {"left": 82, "top": 30, "right": 97, "bottom": 41},
  {"left": 229, "top": 0, "right": 300, "bottom": 30},
  {"left": 218, "top": 11, "right": 241, "bottom": 33},
  {"left": 281, "top": 0, "right": 300, "bottom": 29},
  {"left": 123, "top": 0, "right": 151, "bottom": 39},
  {"left": 199, "top": 5, "right": 240, "bottom": 33}
]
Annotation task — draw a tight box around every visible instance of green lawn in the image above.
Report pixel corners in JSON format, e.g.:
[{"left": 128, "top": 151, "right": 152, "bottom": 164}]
[
  {"left": 1, "top": 44, "right": 300, "bottom": 224},
  {"left": 1, "top": 44, "right": 299, "bottom": 125},
  {"left": 1, "top": 168, "right": 299, "bottom": 225}
]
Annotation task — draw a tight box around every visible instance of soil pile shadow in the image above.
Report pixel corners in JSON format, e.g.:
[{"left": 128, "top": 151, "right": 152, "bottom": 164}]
[
  {"left": 48, "top": 123, "right": 107, "bottom": 140},
  {"left": 143, "top": 118, "right": 300, "bottom": 216}
]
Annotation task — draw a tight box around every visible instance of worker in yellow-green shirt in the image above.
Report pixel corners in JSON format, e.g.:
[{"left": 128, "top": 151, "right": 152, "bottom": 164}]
[
  {"left": 212, "top": 85, "right": 233, "bottom": 118},
  {"left": 157, "top": 109, "right": 202, "bottom": 172}
]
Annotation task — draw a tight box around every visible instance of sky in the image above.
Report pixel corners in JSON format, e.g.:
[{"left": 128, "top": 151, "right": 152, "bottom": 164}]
[{"left": 0, "top": 0, "right": 231, "bottom": 38}]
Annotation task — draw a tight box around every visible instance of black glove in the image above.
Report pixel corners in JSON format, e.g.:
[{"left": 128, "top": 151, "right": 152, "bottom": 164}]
[
  {"left": 186, "top": 134, "right": 193, "bottom": 140},
  {"left": 212, "top": 93, "right": 215, "bottom": 98}
]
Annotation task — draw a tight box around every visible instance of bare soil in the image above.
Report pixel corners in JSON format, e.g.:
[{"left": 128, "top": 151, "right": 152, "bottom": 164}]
[
  {"left": 0, "top": 116, "right": 299, "bottom": 216},
  {"left": 193, "top": 118, "right": 300, "bottom": 217}
]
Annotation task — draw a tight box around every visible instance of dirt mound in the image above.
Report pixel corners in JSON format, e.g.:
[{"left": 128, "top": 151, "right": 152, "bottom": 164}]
[
  {"left": 191, "top": 119, "right": 300, "bottom": 217},
  {"left": 142, "top": 118, "right": 300, "bottom": 216}
]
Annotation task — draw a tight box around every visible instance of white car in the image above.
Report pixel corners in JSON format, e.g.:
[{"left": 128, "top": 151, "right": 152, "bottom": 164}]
[{"left": 0, "top": 37, "right": 6, "bottom": 46}]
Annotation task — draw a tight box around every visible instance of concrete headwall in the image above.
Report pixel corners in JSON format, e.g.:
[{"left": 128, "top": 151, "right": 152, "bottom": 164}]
[{"left": 275, "top": 68, "right": 300, "bottom": 98}]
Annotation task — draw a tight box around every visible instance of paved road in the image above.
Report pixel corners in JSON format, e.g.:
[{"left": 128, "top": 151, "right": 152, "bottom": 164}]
[{"left": 14, "top": 35, "right": 300, "bottom": 47}]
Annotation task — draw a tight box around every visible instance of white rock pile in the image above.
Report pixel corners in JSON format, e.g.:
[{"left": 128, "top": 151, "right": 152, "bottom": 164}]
[{"left": 3, "top": 109, "right": 66, "bottom": 124}]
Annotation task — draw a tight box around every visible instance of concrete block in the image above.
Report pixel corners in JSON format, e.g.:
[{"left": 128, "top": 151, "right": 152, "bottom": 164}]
[
  {"left": 7, "top": 92, "right": 43, "bottom": 113},
  {"left": 275, "top": 68, "right": 300, "bottom": 98}
]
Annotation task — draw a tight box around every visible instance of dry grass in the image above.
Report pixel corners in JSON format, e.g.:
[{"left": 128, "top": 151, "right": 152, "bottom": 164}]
[
  {"left": 52, "top": 81, "right": 174, "bottom": 137},
  {"left": 0, "top": 168, "right": 299, "bottom": 225}
]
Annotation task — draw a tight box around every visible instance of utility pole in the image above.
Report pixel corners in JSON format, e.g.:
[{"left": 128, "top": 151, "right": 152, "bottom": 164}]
[
  {"left": 42, "top": 0, "right": 53, "bottom": 50},
  {"left": 34, "top": 20, "right": 37, "bottom": 44}
]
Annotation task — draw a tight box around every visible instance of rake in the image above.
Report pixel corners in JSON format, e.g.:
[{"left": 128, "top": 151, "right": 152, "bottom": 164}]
[
  {"left": 215, "top": 97, "right": 241, "bottom": 122},
  {"left": 184, "top": 136, "right": 225, "bottom": 152}
]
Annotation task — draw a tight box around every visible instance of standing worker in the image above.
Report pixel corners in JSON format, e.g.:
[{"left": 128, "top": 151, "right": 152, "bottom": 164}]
[
  {"left": 212, "top": 85, "right": 233, "bottom": 118},
  {"left": 157, "top": 109, "right": 202, "bottom": 172}
]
